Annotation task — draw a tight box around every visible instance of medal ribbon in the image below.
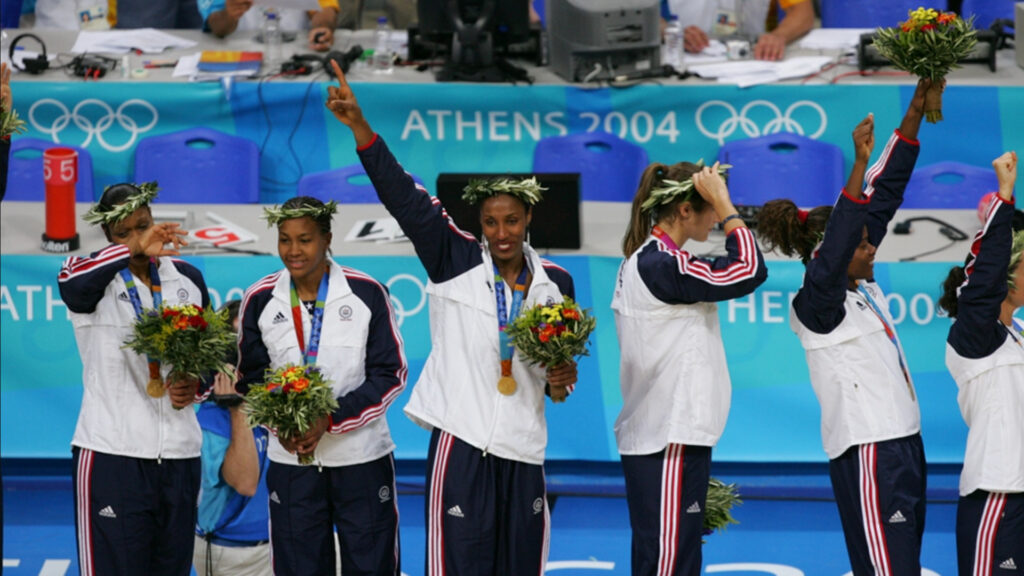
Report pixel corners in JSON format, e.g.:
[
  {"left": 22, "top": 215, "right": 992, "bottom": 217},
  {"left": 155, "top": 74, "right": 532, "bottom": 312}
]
[
  {"left": 494, "top": 265, "right": 529, "bottom": 378},
  {"left": 856, "top": 281, "right": 915, "bottom": 401},
  {"left": 651, "top": 225, "right": 680, "bottom": 251},
  {"left": 120, "top": 259, "right": 162, "bottom": 383},
  {"left": 289, "top": 270, "right": 329, "bottom": 366}
]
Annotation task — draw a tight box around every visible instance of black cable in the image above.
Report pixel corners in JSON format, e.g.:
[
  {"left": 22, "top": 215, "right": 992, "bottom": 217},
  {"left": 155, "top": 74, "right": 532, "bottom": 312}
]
[
  {"left": 899, "top": 238, "right": 959, "bottom": 262},
  {"left": 894, "top": 216, "right": 969, "bottom": 261},
  {"left": 256, "top": 69, "right": 322, "bottom": 187}
]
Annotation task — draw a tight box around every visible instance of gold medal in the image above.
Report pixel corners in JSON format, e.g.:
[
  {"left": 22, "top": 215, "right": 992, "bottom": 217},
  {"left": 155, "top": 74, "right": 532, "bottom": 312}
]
[
  {"left": 147, "top": 377, "right": 166, "bottom": 398},
  {"left": 498, "top": 375, "right": 517, "bottom": 396}
]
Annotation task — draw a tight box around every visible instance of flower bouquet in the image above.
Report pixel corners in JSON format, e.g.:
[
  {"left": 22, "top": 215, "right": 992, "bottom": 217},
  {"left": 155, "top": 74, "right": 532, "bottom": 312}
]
[
  {"left": 703, "top": 478, "right": 741, "bottom": 538},
  {"left": 244, "top": 364, "right": 339, "bottom": 465},
  {"left": 123, "top": 303, "right": 235, "bottom": 405},
  {"left": 505, "top": 296, "right": 597, "bottom": 403},
  {"left": 873, "top": 7, "right": 977, "bottom": 123}
]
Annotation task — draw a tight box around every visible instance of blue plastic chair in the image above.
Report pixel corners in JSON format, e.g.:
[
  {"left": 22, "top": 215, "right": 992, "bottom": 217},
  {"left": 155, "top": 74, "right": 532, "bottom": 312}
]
[
  {"left": 820, "top": 0, "right": 948, "bottom": 28},
  {"left": 5, "top": 138, "right": 95, "bottom": 202},
  {"left": 297, "top": 164, "right": 426, "bottom": 204},
  {"left": 533, "top": 131, "right": 649, "bottom": 202},
  {"left": 717, "top": 132, "right": 843, "bottom": 207},
  {"left": 959, "top": 0, "right": 1015, "bottom": 28},
  {"left": 901, "top": 161, "right": 998, "bottom": 209},
  {"left": 133, "top": 127, "right": 259, "bottom": 204},
  {"left": 1, "top": 0, "right": 23, "bottom": 28}
]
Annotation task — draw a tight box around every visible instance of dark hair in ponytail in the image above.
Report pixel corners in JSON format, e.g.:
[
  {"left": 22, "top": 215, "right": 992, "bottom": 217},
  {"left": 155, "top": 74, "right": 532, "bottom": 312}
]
[
  {"left": 938, "top": 265, "right": 967, "bottom": 318},
  {"left": 621, "top": 161, "right": 708, "bottom": 257},
  {"left": 756, "top": 199, "right": 831, "bottom": 264}
]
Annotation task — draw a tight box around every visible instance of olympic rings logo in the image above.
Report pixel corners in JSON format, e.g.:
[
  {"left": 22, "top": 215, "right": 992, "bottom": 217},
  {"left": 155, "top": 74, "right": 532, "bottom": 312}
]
[
  {"left": 386, "top": 273, "right": 427, "bottom": 327},
  {"left": 695, "top": 100, "right": 827, "bottom": 145},
  {"left": 28, "top": 98, "right": 159, "bottom": 152}
]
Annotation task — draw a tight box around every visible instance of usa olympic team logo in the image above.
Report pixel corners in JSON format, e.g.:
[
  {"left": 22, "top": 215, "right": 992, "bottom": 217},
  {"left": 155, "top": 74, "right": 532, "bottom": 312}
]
[
  {"left": 28, "top": 98, "right": 159, "bottom": 152},
  {"left": 695, "top": 100, "right": 827, "bottom": 145}
]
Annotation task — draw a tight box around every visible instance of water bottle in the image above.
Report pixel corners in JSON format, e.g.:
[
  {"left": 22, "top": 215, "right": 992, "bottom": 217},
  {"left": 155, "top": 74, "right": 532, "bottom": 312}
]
[
  {"left": 663, "top": 16, "right": 683, "bottom": 72},
  {"left": 372, "top": 16, "right": 393, "bottom": 74},
  {"left": 262, "top": 8, "right": 283, "bottom": 67}
]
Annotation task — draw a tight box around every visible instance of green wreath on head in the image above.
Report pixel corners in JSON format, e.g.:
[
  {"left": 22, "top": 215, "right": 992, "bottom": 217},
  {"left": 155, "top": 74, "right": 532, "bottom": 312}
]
[
  {"left": 461, "top": 176, "right": 546, "bottom": 207},
  {"left": 262, "top": 200, "right": 339, "bottom": 227},
  {"left": 641, "top": 161, "right": 731, "bottom": 213},
  {"left": 82, "top": 182, "right": 160, "bottom": 226}
]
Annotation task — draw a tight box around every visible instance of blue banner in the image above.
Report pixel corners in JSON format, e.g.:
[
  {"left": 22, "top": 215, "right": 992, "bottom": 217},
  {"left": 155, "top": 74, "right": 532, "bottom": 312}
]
[
  {"left": 11, "top": 82, "right": 1023, "bottom": 205},
  {"left": 2, "top": 254, "right": 986, "bottom": 463}
]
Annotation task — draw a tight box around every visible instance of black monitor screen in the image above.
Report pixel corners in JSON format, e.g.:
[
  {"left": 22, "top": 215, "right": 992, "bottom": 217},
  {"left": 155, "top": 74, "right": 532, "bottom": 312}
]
[
  {"left": 435, "top": 173, "right": 581, "bottom": 250},
  {"left": 418, "top": 0, "right": 531, "bottom": 43}
]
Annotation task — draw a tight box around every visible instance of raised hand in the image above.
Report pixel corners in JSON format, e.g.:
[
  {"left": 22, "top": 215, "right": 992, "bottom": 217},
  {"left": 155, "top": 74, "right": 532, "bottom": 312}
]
[
  {"left": 325, "top": 60, "right": 374, "bottom": 147},
  {"left": 993, "top": 151, "right": 1018, "bottom": 201},
  {"left": 133, "top": 222, "right": 188, "bottom": 258},
  {"left": 692, "top": 162, "right": 731, "bottom": 210},
  {"left": 852, "top": 113, "right": 874, "bottom": 164}
]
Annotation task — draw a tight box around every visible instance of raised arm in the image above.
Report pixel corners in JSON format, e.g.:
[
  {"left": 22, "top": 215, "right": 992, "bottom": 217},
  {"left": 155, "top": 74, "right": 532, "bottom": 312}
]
[
  {"left": 865, "top": 79, "right": 929, "bottom": 248},
  {"left": 58, "top": 223, "right": 187, "bottom": 313},
  {"left": 794, "top": 114, "right": 874, "bottom": 333},
  {"left": 326, "top": 274, "right": 407, "bottom": 434},
  {"left": 949, "top": 151, "right": 1019, "bottom": 358},
  {"left": 325, "top": 60, "right": 481, "bottom": 283}
]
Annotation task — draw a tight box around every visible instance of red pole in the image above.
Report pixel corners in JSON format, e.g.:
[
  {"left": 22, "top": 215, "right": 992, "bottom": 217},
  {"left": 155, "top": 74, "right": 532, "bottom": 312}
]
[{"left": 42, "top": 147, "right": 81, "bottom": 252}]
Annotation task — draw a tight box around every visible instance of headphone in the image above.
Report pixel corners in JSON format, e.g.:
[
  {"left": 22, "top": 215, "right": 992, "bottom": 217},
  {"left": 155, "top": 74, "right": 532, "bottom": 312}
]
[
  {"left": 8, "top": 33, "right": 50, "bottom": 75},
  {"left": 280, "top": 46, "right": 363, "bottom": 76}
]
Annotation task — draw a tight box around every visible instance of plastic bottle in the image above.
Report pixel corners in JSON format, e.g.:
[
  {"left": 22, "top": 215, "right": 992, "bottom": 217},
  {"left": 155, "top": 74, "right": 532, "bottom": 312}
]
[
  {"left": 372, "top": 16, "right": 393, "bottom": 74},
  {"left": 262, "top": 8, "right": 283, "bottom": 67},
  {"left": 663, "top": 16, "right": 683, "bottom": 72}
]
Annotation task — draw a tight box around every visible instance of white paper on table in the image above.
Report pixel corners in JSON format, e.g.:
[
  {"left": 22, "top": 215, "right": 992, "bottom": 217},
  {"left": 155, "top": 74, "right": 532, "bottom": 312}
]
[
  {"left": 797, "top": 28, "right": 873, "bottom": 51},
  {"left": 251, "top": 0, "right": 320, "bottom": 10},
  {"left": 172, "top": 52, "right": 201, "bottom": 78},
  {"left": 71, "top": 29, "right": 197, "bottom": 54},
  {"left": 688, "top": 59, "right": 775, "bottom": 78}
]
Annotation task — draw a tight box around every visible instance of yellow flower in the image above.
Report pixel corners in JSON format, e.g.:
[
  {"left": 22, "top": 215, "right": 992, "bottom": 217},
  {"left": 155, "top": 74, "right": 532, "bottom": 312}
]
[{"left": 909, "top": 7, "right": 938, "bottom": 23}]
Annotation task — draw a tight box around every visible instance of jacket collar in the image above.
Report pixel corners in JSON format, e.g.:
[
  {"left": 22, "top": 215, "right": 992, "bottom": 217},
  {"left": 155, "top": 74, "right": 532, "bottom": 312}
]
[{"left": 272, "top": 258, "right": 351, "bottom": 304}]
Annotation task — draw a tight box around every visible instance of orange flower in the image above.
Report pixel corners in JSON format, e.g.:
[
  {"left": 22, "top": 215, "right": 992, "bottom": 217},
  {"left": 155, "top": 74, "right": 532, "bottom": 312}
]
[
  {"left": 174, "top": 316, "right": 190, "bottom": 330},
  {"left": 562, "top": 308, "right": 580, "bottom": 320},
  {"left": 937, "top": 12, "right": 955, "bottom": 24},
  {"left": 292, "top": 378, "right": 310, "bottom": 392}
]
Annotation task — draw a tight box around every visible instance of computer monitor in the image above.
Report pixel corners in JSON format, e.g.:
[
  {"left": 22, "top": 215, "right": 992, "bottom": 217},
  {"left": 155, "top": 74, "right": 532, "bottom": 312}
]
[
  {"left": 435, "top": 173, "right": 581, "bottom": 250},
  {"left": 416, "top": 0, "right": 532, "bottom": 73}
]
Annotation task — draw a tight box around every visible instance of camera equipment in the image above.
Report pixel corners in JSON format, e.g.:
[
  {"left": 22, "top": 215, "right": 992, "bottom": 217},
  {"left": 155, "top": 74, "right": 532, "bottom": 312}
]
[
  {"left": 547, "top": 0, "right": 662, "bottom": 83},
  {"left": 8, "top": 33, "right": 50, "bottom": 75},
  {"left": 282, "top": 46, "right": 363, "bottom": 76},
  {"left": 71, "top": 54, "right": 117, "bottom": 78}
]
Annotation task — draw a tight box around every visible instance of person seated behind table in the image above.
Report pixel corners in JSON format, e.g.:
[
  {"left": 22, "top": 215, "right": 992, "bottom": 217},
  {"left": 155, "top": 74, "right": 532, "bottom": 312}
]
[
  {"left": 194, "top": 299, "right": 272, "bottom": 576},
  {"left": 199, "top": 0, "right": 340, "bottom": 52},
  {"left": 32, "top": 0, "right": 203, "bottom": 29},
  {"left": 662, "top": 0, "right": 814, "bottom": 61}
]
